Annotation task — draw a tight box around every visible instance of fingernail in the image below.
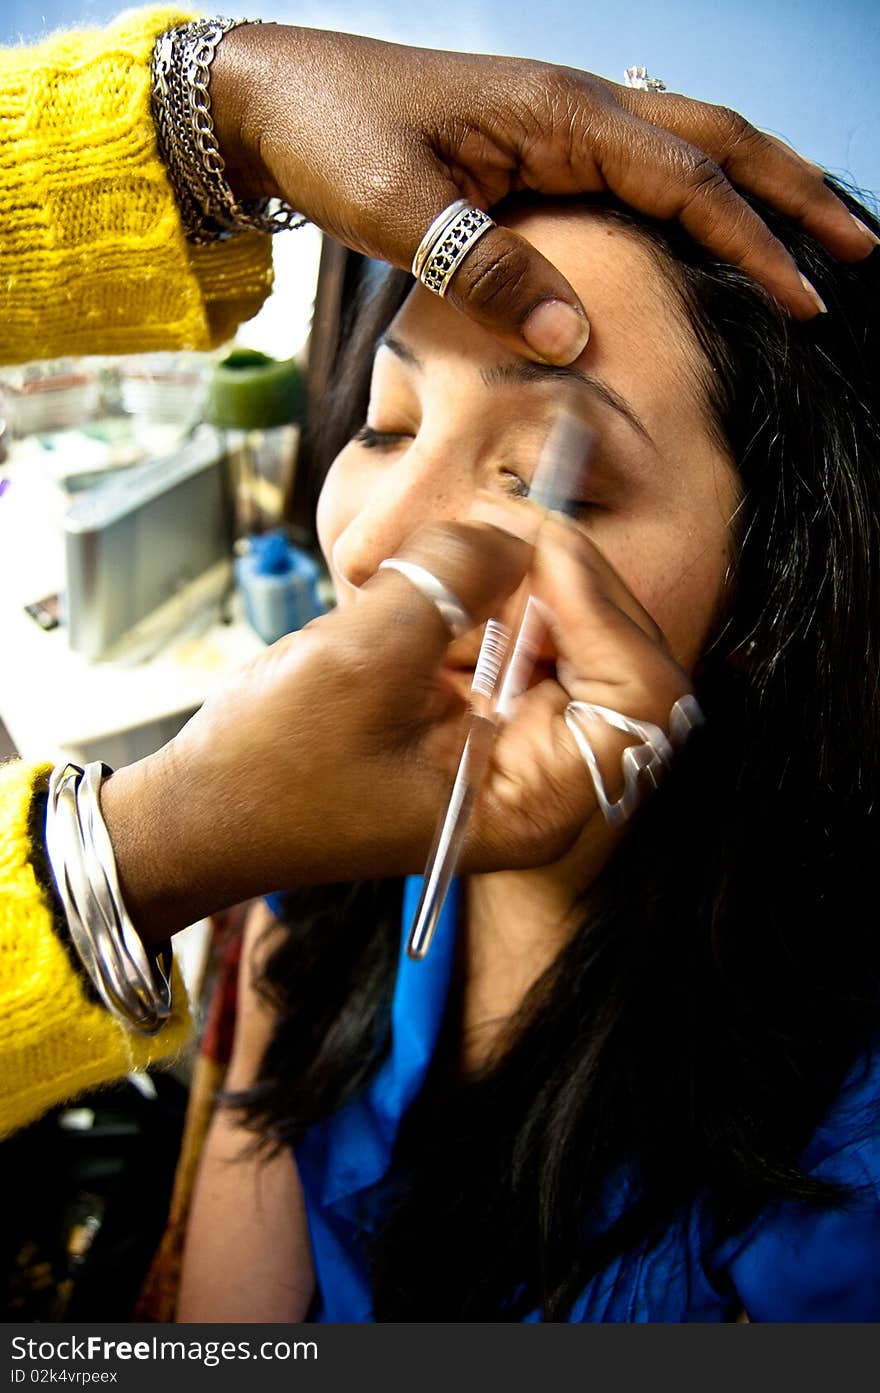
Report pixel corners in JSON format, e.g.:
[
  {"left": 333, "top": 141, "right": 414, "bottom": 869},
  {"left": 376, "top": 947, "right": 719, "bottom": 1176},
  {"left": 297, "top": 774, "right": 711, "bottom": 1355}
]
[
  {"left": 522, "top": 300, "right": 590, "bottom": 363},
  {"left": 799, "top": 273, "right": 827, "bottom": 314},
  {"left": 851, "top": 214, "right": 880, "bottom": 248}
]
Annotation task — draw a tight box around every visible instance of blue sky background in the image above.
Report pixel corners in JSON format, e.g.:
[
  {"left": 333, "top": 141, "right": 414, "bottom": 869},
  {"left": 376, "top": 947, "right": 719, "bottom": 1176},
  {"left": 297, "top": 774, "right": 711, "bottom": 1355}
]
[{"left": 3, "top": 0, "right": 878, "bottom": 199}]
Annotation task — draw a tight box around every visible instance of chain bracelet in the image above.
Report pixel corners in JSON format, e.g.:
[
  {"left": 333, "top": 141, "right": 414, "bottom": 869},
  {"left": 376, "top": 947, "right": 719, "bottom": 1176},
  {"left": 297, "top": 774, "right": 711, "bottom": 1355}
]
[
  {"left": 151, "top": 23, "right": 235, "bottom": 241},
  {"left": 152, "top": 28, "right": 208, "bottom": 235},
  {"left": 151, "top": 17, "right": 305, "bottom": 244}
]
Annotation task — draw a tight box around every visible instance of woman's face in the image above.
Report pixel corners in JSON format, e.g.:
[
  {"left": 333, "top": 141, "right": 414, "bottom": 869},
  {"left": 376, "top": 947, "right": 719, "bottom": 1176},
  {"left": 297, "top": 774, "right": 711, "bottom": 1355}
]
[{"left": 317, "top": 207, "right": 741, "bottom": 677}]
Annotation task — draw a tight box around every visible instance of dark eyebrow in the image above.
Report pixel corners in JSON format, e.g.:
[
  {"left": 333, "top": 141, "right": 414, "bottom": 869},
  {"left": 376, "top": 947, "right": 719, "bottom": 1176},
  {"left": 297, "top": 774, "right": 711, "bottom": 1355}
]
[
  {"left": 376, "top": 332, "right": 653, "bottom": 446},
  {"left": 480, "top": 360, "right": 653, "bottom": 445},
  {"left": 376, "top": 331, "right": 421, "bottom": 370}
]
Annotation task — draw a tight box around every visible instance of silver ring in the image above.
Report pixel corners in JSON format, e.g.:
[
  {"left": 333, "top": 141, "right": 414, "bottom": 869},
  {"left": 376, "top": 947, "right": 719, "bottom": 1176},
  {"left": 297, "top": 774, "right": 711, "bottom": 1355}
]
[
  {"left": 623, "top": 66, "right": 667, "bottom": 92},
  {"left": 564, "top": 695, "right": 703, "bottom": 827},
  {"left": 412, "top": 200, "right": 495, "bottom": 298},
  {"left": 412, "top": 199, "right": 470, "bottom": 279},
  {"left": 668, "top": 692, "right": 704, "bottom": 747},
  {"left": 377, "top": 558, "right": 473, "bottom": 639}
]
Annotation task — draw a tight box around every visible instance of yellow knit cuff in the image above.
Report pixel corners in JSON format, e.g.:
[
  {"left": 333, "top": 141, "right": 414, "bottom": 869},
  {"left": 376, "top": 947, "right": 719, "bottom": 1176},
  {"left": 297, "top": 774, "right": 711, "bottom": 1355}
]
[
  {"left": 0, "top": 758, "right": 193, "bottom": 1141},
  {"left": 0, "top": 7, "right": 274, "bottom": 364}
]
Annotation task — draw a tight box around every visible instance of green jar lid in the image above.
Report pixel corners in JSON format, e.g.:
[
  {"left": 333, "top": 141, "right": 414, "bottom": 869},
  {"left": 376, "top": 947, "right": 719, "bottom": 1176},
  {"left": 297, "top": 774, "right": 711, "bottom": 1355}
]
[{"left": 205, "top": 349, "right": 306, "bottom": 430}]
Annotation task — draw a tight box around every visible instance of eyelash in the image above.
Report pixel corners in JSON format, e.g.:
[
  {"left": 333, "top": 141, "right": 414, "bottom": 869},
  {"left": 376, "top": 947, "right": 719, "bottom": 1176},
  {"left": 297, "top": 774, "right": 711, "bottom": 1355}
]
[
  {"left": 353, "top": 425, "right": 411, "bottom": 449},
  {"left": 498, "top": 470, "right": 530, "bottom": 500},
  {"left": 353, "top": 427, "right": 596, "bottom": 512},
  {"left": 500, "top": 470, "right": 596, "bottom": 515}
]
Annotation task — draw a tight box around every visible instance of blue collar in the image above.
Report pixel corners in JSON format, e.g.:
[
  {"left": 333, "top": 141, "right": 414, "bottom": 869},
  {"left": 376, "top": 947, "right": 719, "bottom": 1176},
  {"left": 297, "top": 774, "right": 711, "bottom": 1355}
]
[{"left": 295, "top": 876, "right": 460, "bottom": 1213}]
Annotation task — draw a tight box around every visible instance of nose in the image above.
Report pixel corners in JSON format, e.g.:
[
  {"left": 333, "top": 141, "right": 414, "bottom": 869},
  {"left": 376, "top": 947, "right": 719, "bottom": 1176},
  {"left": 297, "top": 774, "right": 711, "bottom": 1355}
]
[{"left": 331, "top": 443, "right": 476, "bottom": 591}]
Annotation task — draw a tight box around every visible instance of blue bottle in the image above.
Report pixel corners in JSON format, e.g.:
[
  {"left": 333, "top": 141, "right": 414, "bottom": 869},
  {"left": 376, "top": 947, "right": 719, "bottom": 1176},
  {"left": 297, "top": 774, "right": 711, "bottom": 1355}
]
[{"left": 235, "top": 530, "right": 323, "bottom": 644}]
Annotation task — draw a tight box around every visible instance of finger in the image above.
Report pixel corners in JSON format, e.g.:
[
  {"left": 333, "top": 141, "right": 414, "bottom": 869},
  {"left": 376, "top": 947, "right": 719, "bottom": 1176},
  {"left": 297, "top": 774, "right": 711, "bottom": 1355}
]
[
  {"left": 727, "top": 134, "right": 879, "bottom": 260},
  {"left": 469, "top": 501, "right": 665, "bottom": 651},
  {"left": 407, "top": 173, "right": 590, "bottom": 364},
  {"left": 535, "top": 517, "right": 665, "bottom": 646},
  {"left": 356, "top": 521, "right": 531, "bottom": 680},
  {"left": 756, "top": 130, "right": 826, "bottom": 181},
  {"left": 442, "top": 221, "right": 591, "bottom": 364},
  {"left": 607, "top": 88, "right": 879, "bottom": 265},
  {"left": 529, "top": 519, "right": 688, "bottom": 710},
  {"left": 658, "top": 105, "right": 877, "bottom": 262},
  {"left": 587, "top": 108, "right": 827, "bottom": 317}
]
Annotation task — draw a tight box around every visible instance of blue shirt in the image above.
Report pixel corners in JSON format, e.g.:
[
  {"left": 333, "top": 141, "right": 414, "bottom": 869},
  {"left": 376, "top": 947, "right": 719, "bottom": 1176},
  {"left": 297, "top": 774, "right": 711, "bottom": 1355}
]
[{"left": 293, "top": 879, "right": 880, "bottom": 1321}]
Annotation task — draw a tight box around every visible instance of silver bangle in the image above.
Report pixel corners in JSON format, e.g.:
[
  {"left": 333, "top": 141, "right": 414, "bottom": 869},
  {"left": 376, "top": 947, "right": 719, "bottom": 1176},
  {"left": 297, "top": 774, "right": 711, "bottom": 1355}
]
[
  {"left": 44, "top": 763, "right": 173, "bottom": 1035},
  {"left": 151, "top": 17, "right": 305, "bottom": 244}
]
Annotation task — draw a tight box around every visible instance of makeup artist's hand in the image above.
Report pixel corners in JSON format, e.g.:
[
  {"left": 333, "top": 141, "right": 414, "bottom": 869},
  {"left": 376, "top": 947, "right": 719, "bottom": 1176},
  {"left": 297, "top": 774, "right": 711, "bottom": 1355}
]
[
  {"left": 99, "top": 523, "right": 531, "bottom": 943},
  {"left": 462, "top": 514, "right": 695, "bottom": 879},
  {"left": 211, "top": 24, "right": 876, "bottom": 364},
  {"left": 99, "top": 516, "right": 693, "bottom": 945}
]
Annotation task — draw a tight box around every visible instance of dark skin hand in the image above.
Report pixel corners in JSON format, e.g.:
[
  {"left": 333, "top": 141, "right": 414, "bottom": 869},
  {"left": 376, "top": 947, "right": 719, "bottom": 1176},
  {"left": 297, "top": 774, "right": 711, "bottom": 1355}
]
[
  {"left": 101, "top": 524, "right": 531, "bottom": 944},
  {"left": 101, "top": 508, "right": 695, "bottom": 948},
  {"left": 211, "top": 23, "right": 877, "bottom": 364}
]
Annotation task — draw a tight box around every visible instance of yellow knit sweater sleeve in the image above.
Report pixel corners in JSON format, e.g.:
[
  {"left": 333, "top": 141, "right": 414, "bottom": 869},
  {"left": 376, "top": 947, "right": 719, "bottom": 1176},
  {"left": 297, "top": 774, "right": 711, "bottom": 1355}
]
[
  {"left": 0, "top": 759, "right": 192, "bottom": 1140},
  {"left": 0, "top": 7, "right": 274, "bottom": 365}
]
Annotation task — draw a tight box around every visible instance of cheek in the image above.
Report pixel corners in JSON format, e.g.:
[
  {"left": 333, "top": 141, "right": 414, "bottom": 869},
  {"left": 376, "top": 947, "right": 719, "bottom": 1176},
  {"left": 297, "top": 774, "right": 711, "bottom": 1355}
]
[
  {"left": 596, "top": 456, "right": 740, "bottom": 673},
  {"left": 635, "top": 525, "right": 735, "bottom": 672},
  {"left": 589, "top": 511, "right": 735, "bottom": 675},
  {"left": 652, "top": 539, "right": 733, "bottom": 671}
]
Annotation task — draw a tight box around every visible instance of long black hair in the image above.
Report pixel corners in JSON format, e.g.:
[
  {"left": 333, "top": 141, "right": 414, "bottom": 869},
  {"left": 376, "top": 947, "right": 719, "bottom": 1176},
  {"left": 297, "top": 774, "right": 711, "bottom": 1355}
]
[{"left": 237, "top": 180, "right": 880, "bottom": 1319}]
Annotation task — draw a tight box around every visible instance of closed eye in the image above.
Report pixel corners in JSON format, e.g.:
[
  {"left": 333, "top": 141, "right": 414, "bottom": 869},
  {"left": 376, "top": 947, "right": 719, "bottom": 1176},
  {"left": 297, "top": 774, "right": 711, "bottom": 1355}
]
[
  {"left": 498, "top": 469, "right": 530, "bottom": 500},
  {"left": 353, "top": 424, "right": 412, "bottom": 449}
]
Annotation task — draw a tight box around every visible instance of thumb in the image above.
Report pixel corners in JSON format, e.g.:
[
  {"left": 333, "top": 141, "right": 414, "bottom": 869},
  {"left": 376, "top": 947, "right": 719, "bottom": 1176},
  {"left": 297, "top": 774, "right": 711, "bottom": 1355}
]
[
  {"left": 415, "top": 192, "right": 590, "bottom": 366},
  {"left": 355, "top": 521, "right": 531, "bottom": 683}
]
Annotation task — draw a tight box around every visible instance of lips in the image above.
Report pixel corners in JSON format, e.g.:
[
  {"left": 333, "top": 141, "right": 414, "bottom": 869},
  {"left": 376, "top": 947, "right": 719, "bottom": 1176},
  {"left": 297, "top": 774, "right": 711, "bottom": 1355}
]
[{"left": 440, "top": 651, "right": 558, "bottom": 696}]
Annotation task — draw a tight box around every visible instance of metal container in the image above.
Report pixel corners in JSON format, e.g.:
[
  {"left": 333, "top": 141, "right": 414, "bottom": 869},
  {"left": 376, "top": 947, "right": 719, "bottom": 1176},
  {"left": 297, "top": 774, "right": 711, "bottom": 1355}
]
[{"left": 63, "top": 427, "right": 232, "bottom": 659}]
